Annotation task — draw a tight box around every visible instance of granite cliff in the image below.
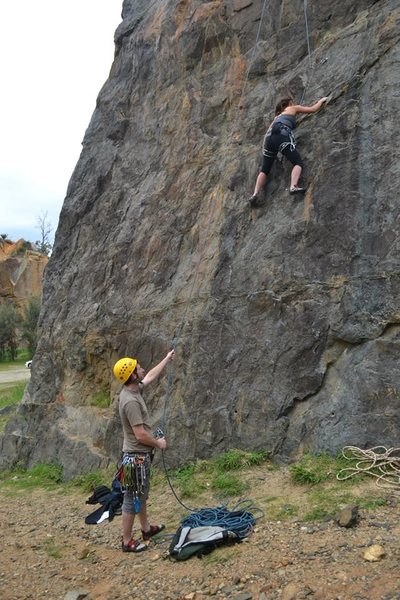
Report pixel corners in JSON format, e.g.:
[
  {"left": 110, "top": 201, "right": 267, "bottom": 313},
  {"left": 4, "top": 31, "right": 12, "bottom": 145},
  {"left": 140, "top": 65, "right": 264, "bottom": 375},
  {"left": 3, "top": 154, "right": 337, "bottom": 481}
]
[{"left": 1, "top": 0, "right": 399, "bottom": 477}]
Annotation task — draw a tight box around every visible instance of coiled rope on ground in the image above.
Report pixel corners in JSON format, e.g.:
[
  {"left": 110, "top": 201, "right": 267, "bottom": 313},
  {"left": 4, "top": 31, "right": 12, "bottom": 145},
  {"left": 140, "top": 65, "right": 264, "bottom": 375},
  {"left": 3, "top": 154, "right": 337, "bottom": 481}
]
[
  {"left": 180, "top": 500, "right": 264, "bottom": 539},
  {"left": 336, "top": 446, "right": 400, "bottom": 489}
]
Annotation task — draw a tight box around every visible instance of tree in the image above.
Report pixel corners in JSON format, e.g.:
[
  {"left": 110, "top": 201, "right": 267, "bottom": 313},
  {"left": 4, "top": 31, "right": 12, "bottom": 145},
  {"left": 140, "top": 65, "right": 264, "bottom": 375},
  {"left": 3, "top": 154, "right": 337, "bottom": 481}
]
[
  {"left": 35, "top": 211, "right": 53, "bottom": 256},
  {"left": 22, "top": 296, "right": 41, "bottom": 356},
  {"left": 0, "top": 302, "right": 20, "bottom": 360}
]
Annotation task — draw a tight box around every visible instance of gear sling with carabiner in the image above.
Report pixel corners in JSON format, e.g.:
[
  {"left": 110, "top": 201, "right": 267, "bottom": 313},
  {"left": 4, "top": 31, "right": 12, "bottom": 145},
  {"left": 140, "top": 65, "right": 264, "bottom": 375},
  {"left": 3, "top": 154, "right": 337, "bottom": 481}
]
[{"left": 117, "top": 453, "right": 150, "bottom": 513}]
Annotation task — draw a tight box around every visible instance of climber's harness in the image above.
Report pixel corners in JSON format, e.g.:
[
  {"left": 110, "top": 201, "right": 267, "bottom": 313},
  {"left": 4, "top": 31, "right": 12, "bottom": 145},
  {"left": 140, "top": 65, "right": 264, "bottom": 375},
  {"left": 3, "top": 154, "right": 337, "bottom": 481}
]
[
  {"left": 276, "top": 124, "right": 296, "bottom": 153},
  {"left": 263, "top": 122, "right": 296, "bottom": 158}
]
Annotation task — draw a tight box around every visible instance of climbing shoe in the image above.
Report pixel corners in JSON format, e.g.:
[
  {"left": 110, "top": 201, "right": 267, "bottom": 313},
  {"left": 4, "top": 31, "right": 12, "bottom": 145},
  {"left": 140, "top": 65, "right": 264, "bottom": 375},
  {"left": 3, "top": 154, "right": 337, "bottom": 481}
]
[
  {"left": 289, "top": 186, "right": 306, "bottom": 195},
  {"left": 142, "top": 524, "right": 165, "bottom": 541},
  {"left": 121, "top": 538, "right": 147, "bottom": 553},
  {"left": 249, "top": 194, "right": 259, "bottom": 206}
]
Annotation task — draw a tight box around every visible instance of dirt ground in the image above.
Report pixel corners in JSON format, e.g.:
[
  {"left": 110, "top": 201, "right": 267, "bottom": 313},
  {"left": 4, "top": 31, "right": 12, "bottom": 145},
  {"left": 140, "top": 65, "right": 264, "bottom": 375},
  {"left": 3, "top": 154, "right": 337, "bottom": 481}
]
[{"left": 1, "top": 467, "right": 399, "bottom": 600}]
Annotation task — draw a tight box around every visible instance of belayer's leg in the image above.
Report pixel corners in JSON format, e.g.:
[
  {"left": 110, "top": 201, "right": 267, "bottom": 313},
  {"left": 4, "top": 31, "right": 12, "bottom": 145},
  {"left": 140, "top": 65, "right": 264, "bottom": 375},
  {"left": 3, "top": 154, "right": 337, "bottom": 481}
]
[
  {"left": 121, "top": 485, "right": 147, "bottom": 552},
  {"left": 138, "top": 500, "right": 149, "bottom": 532},
  {"left": 122, "top": 510, "right": 135, "bottom": 546}
]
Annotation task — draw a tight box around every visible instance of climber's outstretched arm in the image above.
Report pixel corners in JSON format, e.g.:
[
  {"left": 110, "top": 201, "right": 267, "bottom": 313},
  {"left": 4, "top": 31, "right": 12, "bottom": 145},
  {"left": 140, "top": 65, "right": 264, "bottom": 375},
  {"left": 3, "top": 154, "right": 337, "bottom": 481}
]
[{"left": 291, "top": 97, "right": 329, "bottom": 114}]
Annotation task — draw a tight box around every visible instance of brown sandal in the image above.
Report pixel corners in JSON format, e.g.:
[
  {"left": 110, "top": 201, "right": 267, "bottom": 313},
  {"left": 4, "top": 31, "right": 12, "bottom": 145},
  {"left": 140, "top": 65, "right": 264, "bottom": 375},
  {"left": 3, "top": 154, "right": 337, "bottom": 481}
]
[{"left": 141, "top": 524, "right": 165, "bottom": 541}]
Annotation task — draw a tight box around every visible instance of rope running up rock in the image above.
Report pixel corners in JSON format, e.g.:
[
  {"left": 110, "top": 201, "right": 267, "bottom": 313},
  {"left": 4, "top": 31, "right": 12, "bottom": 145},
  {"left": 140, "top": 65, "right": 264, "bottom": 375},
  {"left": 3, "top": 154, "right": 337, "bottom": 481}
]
[{"left": 336, "top": 446, "right": 400, "bottom": 490}]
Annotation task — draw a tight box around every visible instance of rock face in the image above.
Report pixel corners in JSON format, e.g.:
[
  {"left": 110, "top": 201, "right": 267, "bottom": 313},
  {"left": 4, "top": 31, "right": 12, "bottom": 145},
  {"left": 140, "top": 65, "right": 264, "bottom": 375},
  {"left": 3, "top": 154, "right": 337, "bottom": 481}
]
[
  {"left": 1, "top": 0, "right": 400, "bottom": 477},
  {"left": 0, "top": 240, "right": 48, "bottom": 313}
]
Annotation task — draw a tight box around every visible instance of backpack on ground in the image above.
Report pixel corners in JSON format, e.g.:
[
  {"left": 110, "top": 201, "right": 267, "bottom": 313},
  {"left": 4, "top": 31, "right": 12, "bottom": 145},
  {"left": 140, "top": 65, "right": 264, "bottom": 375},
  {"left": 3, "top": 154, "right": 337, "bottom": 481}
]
[{"left": 169, "top": 501, "right": 262, "bottom": 561}]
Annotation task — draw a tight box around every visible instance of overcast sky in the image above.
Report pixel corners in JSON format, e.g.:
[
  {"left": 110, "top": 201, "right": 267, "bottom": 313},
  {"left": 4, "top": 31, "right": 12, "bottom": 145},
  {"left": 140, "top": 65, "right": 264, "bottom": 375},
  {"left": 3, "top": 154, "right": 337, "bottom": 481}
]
[{"left": 0, "top": 1, "right": 122, "bottom": 244}]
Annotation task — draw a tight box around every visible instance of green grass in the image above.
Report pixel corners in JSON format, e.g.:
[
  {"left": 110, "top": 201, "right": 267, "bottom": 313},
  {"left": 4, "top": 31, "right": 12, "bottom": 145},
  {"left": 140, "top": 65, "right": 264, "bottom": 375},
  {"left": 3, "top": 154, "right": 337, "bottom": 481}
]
[
  {"left": 0, "top": 450, "right": 390, "bottom": 526},
  {"left": 295, "top": 472, "right": 387, "bottom": 522},
  {"left": 276, "top": 503, "right": 299, "bottom": 519},
  {"left": 0, "top": 381, "right": 26, "bottom": 409},
  {"left": 214, "top": 448, "right": 268, "bottom": 471},
  {"left": 42, "top": 537, "right": 62, "bottom": 559},
  {"left": 303, "top": 506, "right": 332, "bottom": 521},
  {"left": 0, "top": 463, "right": 63, "bottom": 491},
  {"left": 289, "top": 452, "right": 356, "bottom": 485},
  {"left": 0, "top": 381, "right": 26, "bottom": 432},
  {"left": 174, "top": 463, "right": 208, "bottom": 498},
  {"left": 69, "top": 467, "right": 116, "bottom": 493},
  {"left": 211, "top": 472, "right": 248, "bottom": 498},
  {"left": 89, "top": 392, "right": 110, "bottom": 408},
  {"left": 0, "top": 461, "right": 121, "bottom": 496},
  {"left": 171, "top": 449, "right": 270, "bottom": 500},
  {"left": 0, "top": 349, "right": 30, "bottom": 369},
  {"left": 359, "top": 496, "right": 387, "bottom": 510},
  {"left": 202, "top": 548, "right": 238, "bottom": 565}
]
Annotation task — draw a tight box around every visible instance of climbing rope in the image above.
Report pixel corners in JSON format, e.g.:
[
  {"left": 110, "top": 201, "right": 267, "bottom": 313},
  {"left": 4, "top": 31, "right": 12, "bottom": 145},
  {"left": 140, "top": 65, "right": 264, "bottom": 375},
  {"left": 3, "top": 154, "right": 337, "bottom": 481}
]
[
  {"left": 336, "top": 446, "right": 400, "bottom": 489},
  {"left": 299, "top": 0, "right": 313, "bottom": 104},
  {"left": 157, "top": 3, "right": 273, "bottom": 517},
  {"left": 180, "top": 499, "right": 264, "bottom": 539},
  {"left": 160, "top": 0, "right": 271, "bottom": 430},
  {"left": 160, "top": 187, "right": 219, "bottom": 434},
  {"left": 160, "top": 450, "right": 197, "bottom": 512},
  {"left": 231, "top": 0, "right": 269, "bottom": 131}
]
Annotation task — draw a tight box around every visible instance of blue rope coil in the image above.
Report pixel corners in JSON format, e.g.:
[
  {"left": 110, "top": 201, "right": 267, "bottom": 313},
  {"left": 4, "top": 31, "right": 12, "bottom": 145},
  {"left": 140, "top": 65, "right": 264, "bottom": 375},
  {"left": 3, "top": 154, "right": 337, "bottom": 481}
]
[{"left": 179, "top": 499, "right": 264, "bottom": 539}]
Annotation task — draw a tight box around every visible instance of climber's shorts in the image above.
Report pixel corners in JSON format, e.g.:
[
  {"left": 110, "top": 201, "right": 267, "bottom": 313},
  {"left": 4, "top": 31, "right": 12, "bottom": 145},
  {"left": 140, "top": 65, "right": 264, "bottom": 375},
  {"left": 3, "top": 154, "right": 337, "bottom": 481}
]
[{"left": 261, "top": 133, "right": 303, "bottom": 175}]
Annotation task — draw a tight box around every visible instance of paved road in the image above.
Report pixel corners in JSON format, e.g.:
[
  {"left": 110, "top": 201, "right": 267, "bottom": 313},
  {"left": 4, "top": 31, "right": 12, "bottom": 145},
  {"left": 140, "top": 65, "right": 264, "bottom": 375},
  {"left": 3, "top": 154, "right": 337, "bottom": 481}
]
[{"left": 0, "top": 368, "right": 30, "bottom": 384}]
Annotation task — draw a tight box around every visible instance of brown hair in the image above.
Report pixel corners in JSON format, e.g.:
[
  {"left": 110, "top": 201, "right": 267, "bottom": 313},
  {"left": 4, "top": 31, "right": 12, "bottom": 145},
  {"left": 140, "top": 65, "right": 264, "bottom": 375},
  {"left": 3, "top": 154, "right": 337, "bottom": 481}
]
[{"left": 275, "top": 97, "right": 293, "bottom": 115}]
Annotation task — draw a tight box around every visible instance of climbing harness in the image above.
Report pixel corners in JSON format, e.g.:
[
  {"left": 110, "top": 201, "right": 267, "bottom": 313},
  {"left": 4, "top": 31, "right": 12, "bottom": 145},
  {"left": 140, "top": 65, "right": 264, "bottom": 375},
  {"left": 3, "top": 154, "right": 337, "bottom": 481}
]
[
  {"left": 262, "top": 114, "right": 297, "bottom": 166},
  {"left": 337, "top": 446, "right": 400, "bottom": 489},
  {"left": 278, "top": 131, "right": 296, "bottom": 154},
  {"left": 262, "top": 124, "right": 296, "bottom": 157}
]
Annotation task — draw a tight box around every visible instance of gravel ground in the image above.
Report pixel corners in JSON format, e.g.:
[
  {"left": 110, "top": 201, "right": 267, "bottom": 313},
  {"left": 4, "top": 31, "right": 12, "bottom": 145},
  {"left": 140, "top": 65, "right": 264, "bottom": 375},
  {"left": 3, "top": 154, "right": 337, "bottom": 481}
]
[{"left": 1, "top": 473, "right": 399, "bottom": 600}]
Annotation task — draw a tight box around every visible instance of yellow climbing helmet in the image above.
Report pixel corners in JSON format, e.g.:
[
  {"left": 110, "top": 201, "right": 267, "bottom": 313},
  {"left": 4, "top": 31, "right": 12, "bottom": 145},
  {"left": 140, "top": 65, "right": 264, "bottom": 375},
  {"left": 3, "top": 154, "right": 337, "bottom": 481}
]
[{"left": 113, "top": 357, "right": 137, "bottom": 384}]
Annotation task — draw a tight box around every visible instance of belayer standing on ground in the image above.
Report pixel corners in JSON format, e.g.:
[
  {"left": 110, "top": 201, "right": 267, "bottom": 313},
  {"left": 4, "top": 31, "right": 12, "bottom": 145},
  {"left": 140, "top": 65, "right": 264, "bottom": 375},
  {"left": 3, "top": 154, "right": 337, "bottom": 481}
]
[
  {"left": 113, "top": 349, "right": 175, "bottom": 552},
  {"left": 249, "top": 96, "right": 328, "bottom": 205}
]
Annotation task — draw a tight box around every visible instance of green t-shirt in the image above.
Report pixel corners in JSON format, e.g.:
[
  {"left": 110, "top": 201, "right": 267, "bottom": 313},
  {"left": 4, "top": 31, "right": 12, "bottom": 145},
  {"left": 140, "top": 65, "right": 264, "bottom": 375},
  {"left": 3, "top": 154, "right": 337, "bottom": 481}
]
[{"left": 119, "top": 385, "right": 153, "bottom": 453}]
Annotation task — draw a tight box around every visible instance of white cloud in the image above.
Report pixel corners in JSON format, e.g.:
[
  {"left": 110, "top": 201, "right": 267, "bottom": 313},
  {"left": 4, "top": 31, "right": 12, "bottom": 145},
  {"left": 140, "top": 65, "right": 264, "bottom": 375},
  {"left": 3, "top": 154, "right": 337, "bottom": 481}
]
[{"left": 0, "top": 0, "right": 122, "bottom": 242}]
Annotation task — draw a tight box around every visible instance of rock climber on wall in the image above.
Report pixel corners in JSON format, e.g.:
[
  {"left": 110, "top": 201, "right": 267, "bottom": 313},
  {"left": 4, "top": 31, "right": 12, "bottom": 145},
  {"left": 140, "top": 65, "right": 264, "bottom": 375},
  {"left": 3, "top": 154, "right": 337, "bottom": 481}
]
[{"left": 249, "top": 96, "right": 328, "bottom": 206}]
